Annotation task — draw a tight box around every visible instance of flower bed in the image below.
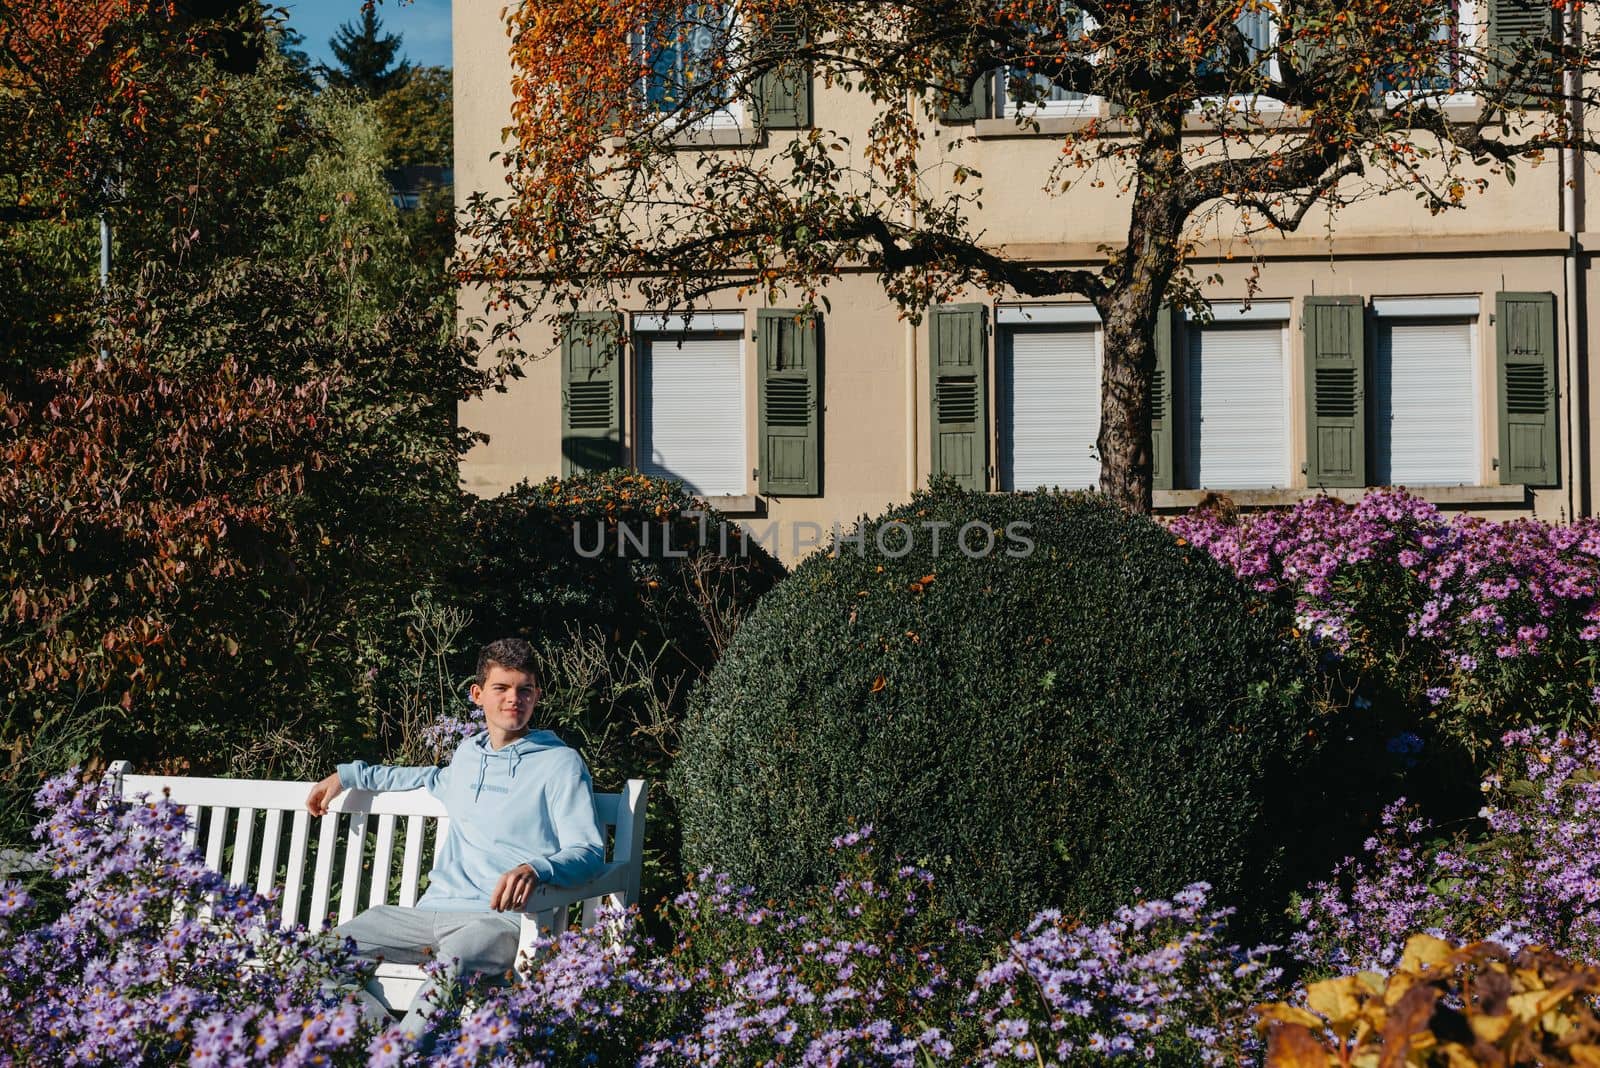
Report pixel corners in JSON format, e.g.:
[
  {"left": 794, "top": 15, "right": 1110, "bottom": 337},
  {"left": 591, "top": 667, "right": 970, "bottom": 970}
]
[
  {"left": 1, "top": 780, "right": 1283, "bottom": 1066},
  {"left": 1171, "top": 490, "right": 1600, "bottom": 757},
  {"left": 6, "top": 732, "right": 1596, "bottom": 1064},
  {"left": 1293, "top": 728, "right": 1600, "bottom": 974}
]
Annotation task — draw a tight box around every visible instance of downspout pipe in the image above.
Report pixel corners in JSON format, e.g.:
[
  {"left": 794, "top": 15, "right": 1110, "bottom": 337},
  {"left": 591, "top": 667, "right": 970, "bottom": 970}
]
[{"left": 1562, "top": 2, "right": 1585, "bottom": 520}]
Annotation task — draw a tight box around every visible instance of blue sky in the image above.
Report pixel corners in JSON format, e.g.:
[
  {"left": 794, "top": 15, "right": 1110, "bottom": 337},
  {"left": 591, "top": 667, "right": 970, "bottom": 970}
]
[{"left": 279, "top": 0, "right": 453, "bottom": 71}]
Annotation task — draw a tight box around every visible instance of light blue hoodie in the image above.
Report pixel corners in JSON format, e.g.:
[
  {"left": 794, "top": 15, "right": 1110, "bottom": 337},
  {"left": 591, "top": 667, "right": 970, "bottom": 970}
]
[{"left": 337, "top": 729, "right": 606, "bottom": 911}]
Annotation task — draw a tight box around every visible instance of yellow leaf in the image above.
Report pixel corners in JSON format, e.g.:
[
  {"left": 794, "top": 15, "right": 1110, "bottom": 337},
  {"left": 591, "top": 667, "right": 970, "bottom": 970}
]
[
  {"left": 1568, "top": 1044, "right": 1600, "bottom": 1067},
  {"left": 1263, "top": 1022, "right": 1331, "bottom": 1068},
  {"left": 1255, "top": 1003, "right": 1325, "bottom": 1030},
  {"left": 1307, "top": 977, "right": 1366, "bottom": 1030},
  {"left": 1399, "top": 934, "right": 1455, "bottom": 974},
  {"left": 1435, "top": 1043, "right": 1481, "bottom": 1068},
  {"left": 1384, "top": 969, "right": 1418, "bottom": 1007},
  {"left": 1469, "top": 1013, "right": 1512, "bottom": 1043},
  {"left": 1356, "top": 972, "right": 1387, "bottom": 996},
  {"left": 1507, "top": 991, "right": 1548, "bottom": 1023}
]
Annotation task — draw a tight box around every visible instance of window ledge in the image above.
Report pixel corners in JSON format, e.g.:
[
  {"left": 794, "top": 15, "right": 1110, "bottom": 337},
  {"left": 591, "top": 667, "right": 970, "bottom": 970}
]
[
  {"left": 1154, "top": 484, "right": 1529, "bottom": 511},
  {"left": 670, "top": 124, "right": 763, "bottom": 148},
  {"left": 699, "top": 493, "right": 764, "bottom": 516},
  {"left": 973, "top": 113, "right": 1106, "bottom": 138},
  {"left": 969, "top": 100, "right": 1491, "bottom": 140},
  {"left": 603, "top": 124, "right": 764, "bottom": 151}
]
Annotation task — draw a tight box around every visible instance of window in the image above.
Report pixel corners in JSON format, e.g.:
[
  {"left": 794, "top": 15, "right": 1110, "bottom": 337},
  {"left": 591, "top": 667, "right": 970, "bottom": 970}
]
[
  {"left": 1236, "top": 6, "right": 1279, "bottom": 81},
  {"left": 997, "top": 309, "right": 1101, "bottom": 490},
  {"left": 1183, "top": 304, "right": 1292, "bottom": 489},
  {"left": 1001, "top": 8, "right": 1099, "bottom": 118},
  {"left": 1370, "top": 298, "right": 1480, "bottom": 485},
  {"left": 641, "top": 2, "right": 744, "bottom": 127},
  {"left": 636, "top": 316, "right": 747, "bottom": 496},
  {"left": 1194, "top": 5, "right": 1284, "bottom": 110},
  {"left": 1375, "top": 0, "right": 1478, "bottom": 101}
]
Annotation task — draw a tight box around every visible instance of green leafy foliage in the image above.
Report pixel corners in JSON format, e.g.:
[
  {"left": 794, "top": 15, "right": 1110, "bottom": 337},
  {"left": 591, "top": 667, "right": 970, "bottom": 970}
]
[
  {"left": 0, "top": 258, "right": 481, "bottom": 821},
  {"left": 675, "top": 483, "right": 1334, "bottom": 932},
  {"left": 459, "top": 470, "right": 785, "bottom": 674},
  {"left": 375, "top": 65, "right": 452, "bottom": 168},
  {"left": 0, "top": 5, "right": 478, "bottom": 838}
]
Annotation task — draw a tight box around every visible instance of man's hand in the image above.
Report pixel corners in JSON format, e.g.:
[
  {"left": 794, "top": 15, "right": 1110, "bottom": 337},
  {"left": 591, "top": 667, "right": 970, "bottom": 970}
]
[
  {"left": 305, "top": 772, "right": 343, "bottom": 817},
  {"left": 490, "top": 863, "right": 539, "bottom": 911}
]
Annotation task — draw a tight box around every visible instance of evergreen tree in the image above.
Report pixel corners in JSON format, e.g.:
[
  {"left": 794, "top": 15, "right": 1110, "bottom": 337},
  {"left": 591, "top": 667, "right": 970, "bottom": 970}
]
[
  {"left": 323, "top": 8, "right": 409, "bottom": 96},
  {"left": 270, "top": 21, "right": 317, "bottom": 91}
]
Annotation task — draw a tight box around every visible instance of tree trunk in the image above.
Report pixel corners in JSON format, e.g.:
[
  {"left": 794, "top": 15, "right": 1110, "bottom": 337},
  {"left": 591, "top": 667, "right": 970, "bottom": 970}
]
[{"left": 1096, "top": 104, "right": 1187, "bottom": 516}]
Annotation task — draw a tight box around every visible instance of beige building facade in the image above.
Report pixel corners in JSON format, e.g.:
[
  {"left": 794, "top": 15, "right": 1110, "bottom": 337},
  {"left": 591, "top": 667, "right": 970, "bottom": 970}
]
[{"left": 456, "top": 2, "right": 1597, "bottom": 561}]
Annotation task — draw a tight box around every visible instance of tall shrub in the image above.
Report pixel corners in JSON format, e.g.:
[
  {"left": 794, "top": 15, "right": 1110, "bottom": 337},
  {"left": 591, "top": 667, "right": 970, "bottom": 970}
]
[
  {"left": 675, "top": 484, "right": 1333, "bottom": 933},
  {"left": 459, "top": 470, "right": 785, "bottom": 673}
]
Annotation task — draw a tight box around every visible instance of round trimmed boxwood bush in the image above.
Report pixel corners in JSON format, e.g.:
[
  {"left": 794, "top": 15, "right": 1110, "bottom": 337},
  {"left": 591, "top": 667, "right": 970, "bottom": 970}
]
[{"left": 674, "top": 483, "right": 1331, "bottom": 931}]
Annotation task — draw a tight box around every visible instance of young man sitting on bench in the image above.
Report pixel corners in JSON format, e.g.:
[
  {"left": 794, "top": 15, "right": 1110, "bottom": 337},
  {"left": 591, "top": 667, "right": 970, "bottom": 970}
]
[{"left": 305, "top": 637, "right": 604, "bottom": 1041}]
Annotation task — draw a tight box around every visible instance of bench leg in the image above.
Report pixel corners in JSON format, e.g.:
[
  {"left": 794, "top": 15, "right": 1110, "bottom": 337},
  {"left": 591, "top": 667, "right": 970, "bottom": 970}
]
[{"left": 514, "top": 908, "right": 558, "bottom": 979}]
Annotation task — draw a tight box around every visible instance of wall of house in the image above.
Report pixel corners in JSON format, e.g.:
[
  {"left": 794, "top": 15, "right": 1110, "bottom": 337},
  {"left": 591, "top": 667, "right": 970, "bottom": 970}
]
[{"left": 455, "top": 3, "right": 1596, "bottom": 561}]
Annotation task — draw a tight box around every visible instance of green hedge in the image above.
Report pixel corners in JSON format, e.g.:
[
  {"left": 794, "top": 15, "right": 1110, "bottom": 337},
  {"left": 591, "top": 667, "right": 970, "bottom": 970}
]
[
  {"left": 458, "top": 470, "right": 785, "bottom": 671},
  {"left": 674, "top": 484, "right": 1331, "bottom": 931}
]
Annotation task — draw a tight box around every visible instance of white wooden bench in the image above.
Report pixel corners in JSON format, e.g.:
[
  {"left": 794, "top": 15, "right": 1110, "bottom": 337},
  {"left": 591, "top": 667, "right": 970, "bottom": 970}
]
[{"left": 106, "top": 760, "right": 648, "bottom": 1012}]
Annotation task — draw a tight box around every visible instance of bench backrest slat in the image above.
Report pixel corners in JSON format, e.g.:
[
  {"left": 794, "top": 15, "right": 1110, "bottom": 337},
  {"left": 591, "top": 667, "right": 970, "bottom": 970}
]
[
  {"left": 398, "top": 814, "right": 426, "bottom": 908},
  {"left": 229, "top": 807, "right": 256, "bottom": 887},
  {"left": 203, "top": 806, "right": 228, "bottom": 872},
  {"left": 338, "top": 813, "right": 368, "bottom": 925},
  {"left": 281, "top": 809, "right": 310, "bottom": 930},
  {"left": 369, "top": 813, "right": 396, "bottom": 909},
  {"left": 258, "top": 809, "right": 283, "bottom": 899},
  {"left": 108, "top": 764, "right": 645, "bottom": 931},
  {"left": 309, "top": 814, "right": 338, "bottom": 929}
]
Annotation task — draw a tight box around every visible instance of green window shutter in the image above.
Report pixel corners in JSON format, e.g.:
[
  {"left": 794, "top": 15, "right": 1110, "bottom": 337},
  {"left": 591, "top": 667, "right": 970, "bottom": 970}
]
[
  {"left": 561, "top": 311, "right": 624, "bottom": 478},
  {"left": 939, "top": 69, "right": 992, "bottom": 123},
  {"left": 1152, "top": 306, "right": 1176, "bottom": 491},
  {"left": 756, "top": 15, "right": 811, "bottom": 129},
  {"left": 757, "top": 309, "right": 822, "bottom": 496},
  {"left": 929, "top": 303, "right": 989, "bottom": 490},
  {"left": 1496, "top": 291, "right": 1558, "bottom": 487},
  {"left": 1488, "top": 0, "right": 1560, "bottom": 105},
  {"left": 1302, "top": 296, "right": 1367, "bottom": 488}
]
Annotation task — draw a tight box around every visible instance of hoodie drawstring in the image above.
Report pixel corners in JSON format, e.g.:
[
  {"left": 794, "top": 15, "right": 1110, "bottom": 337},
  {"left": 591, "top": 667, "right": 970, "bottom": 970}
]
[{"left": 470, "top": 737, "right": 533, "bottom": 801}]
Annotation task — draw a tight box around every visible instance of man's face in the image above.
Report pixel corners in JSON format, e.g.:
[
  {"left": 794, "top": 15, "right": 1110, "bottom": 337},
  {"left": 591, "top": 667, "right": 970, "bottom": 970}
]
[{"left": 470, "top": 665, "right": 540, "bottom": 736}]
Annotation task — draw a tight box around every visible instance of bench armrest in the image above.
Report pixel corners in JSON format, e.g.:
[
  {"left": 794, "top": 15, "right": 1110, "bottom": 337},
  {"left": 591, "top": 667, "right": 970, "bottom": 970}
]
[{"left": 517, "top": 861, "right": 633, "bottom": 914}]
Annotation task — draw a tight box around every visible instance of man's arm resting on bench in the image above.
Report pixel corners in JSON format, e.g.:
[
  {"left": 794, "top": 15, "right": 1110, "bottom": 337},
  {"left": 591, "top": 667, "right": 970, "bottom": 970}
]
[{"left": 306, "top": 762, "right": 446, "bottom": 816}]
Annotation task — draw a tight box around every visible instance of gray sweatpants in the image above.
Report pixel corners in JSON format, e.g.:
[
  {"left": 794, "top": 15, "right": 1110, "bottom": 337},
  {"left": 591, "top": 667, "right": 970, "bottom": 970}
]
[{"left": 334, "top": 904, "right": 522, "bottom": 1040}]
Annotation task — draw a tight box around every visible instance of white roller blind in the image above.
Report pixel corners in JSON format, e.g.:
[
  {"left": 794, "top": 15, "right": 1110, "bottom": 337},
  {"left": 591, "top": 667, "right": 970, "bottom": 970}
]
[
  {"left": 1186, "top": 324, "right": 1288, "bottom": 488},
  {"left": 1000, "top": 328, "right": 1100, "bottom": 490},
  {"left": 638, "top": 334, "right": 746, "bottom": 496},
  {"left": 1373, "top": 319, "right": 1477, "bottom": 485}
]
